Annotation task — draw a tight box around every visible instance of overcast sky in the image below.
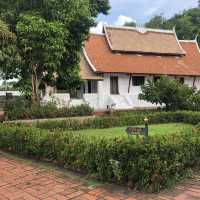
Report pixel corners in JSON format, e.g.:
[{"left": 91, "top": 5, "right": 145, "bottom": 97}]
[{"left": 91, "top": 0, "right": 198, "bottom": 33}]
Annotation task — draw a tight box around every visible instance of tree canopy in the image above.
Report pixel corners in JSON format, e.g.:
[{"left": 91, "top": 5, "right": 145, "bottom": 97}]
[
  {"left": 16, "top": 15, "right": 66, "bottom": 103},
  {"left": 0, "top": 0, "right": 110, "bottom": 103},
  {"left": 124, "top": 21, "right": 136, "bottom": 27},
  {"left": 145, "top": 7, "right": 200, "bottom": 42},
  {"left": 139, "top": 76, "right": 198, "bottom": 111},
  {"left": 0, "top": 19, "right": 20, "bottom": 81},
  {"left": 0, "top": 20, "right": 16, "bottom": 44}
]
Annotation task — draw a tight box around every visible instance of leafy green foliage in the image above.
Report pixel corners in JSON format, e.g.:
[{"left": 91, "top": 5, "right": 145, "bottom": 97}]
[
  {"left": 139, "top": 76, "right": 197, "bottom": 110},
  {"left": 0, "top": 19, "right": 15, "bottom": 43},
  {"left": 16, "top": 15, "right": 66, "bottom": 102},
  {"left": 0, "top": 19, "right": 21, "bottom": 80},
  {"left": 0, "top": 0, "right": 110, "bottom": 98},
  {"left": 0, "top": 121, "right": 199, "bottom": 192},
  {"left": 145, "top": 15, "right": 166, "bottom": 29},
  {"left": 145, "top": 7, "right": 200, "bottom": 42},
  {"left": 35, "top": 111, "right": 200, "bottom": 131},
  {"left": 123, "top": 21, "right": 136, "bottom": 27},
  {"left": 189, "top": 90, "right": 200, "bottom": 111},
  {"left": 5, "top": 99, "right": 93, "bottom": 120},
  {"left": 89, "top": 0, "right": 110, "bottom": 16}
]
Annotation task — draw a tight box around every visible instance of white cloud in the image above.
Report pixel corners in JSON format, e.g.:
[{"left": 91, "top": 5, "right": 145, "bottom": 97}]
[
  {"left": 146, "top": 7, "right": 160, "bottom": 16},
  {"left": 98, "top": 0, "right": 198, "bottom": 24},
  {"left": 90, "top": 21, "right": 106, "bottom": 34},
  {"left": 115, "top": 15, "right": 136, "bottom": 26}
]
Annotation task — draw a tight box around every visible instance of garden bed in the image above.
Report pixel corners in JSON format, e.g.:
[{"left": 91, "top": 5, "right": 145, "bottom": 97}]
[
  {"left": 1, "top": 111, "right": 200, "bottom": 192},
  {"left": 0, "top": 121, "right": 199, "bottom": 192},
  {"left": 34, "top": 111, "right": 200, "bottom": 131}
]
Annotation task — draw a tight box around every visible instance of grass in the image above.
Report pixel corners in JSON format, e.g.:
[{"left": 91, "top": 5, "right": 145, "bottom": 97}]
[{"left": 72, "top": 123, "right": 194, "bottom": 138}]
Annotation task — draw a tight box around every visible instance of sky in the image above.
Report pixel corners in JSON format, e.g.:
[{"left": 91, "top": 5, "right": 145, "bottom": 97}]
[{"left": 91, "top": 0, "right": 198, "bottom": 33}]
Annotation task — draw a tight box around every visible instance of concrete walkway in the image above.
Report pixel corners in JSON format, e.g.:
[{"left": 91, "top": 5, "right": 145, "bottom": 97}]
[{"left": 0, "top": 152, "right": 200, "bottom": 200}]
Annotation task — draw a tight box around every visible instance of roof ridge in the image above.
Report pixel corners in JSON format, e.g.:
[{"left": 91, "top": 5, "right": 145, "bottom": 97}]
[
  {"left": 103, "top": 25, "right": 185, "bottom": 55},
  {"left": 179, "top": 40, "right": 196, "bottom": 43},
  {"left": 104, "top": 25, "right": 174, "bottom": 34}
]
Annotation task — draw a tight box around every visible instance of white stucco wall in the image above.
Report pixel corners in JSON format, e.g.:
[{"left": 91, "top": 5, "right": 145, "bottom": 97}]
[
  {"left": 83, "top": 74, "right": 200, "bottom": 111},
  {"left": 0, "top": 91, "right": 21, "bottom": 96},
  {"left": 195, "top": 78, "right": 200, "bottom": 90},
  {"left": 40, "top": 74, "right": 200, "bottom": 111}
]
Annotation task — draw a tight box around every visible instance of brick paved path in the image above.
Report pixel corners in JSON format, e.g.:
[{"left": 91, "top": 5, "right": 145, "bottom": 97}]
[{"left": 1, "top": 152, "right": 200, "bottom": 200}]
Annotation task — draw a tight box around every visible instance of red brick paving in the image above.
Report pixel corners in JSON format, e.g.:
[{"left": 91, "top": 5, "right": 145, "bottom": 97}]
[{"left": 1, "top": 152, "right": 200, "bottom": 200}]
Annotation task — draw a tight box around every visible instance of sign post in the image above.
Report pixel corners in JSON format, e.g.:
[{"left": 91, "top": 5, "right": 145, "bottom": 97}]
[
  {"left": 144, "top": 117, "right": 149, "bottom": 137},
  {"left": 125, "top": 117, "right": 149, "bottom": 138}
]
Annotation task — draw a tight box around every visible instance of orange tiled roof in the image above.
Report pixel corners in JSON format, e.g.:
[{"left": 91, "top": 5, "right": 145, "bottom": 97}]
[
  {"left": 84, "top": 33, "right": 200, "bottom": 77},
  {"left": 104, "top": 26, "right": 185, "bottom": 55}
]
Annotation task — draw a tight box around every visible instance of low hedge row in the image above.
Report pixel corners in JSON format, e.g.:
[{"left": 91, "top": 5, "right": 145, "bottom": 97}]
[
  {"left": 0, "top": 124, "right": 199, "bottom": 191},
  {"left": 35, "top": 111, "right": 200, "bottom": 130},
  {"left": 5, "top": 98, "right": 93, "bottom": 120}
]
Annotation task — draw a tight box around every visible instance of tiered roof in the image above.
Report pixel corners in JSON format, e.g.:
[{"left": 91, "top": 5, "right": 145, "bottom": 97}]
[{"left": 82, "top": 26, "right": 200, "bottom": 77}]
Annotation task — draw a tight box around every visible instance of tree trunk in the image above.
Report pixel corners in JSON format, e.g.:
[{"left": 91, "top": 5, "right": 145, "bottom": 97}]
[{"left": 31, "top": 65, "right": 40, "bottom": 106}]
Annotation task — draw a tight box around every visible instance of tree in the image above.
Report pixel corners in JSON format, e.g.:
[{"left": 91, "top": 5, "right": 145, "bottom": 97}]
[
  {"left": 0, "top": 0, "right": 110, "bottom": 103},
  {"left": 0, "top": 19, "right": 20, "bottom": 81},
  {"left": 124, "top": 21, "right": 136, "bottom": 27},
  {"left": 139, "top": 76, "right": 195, "bottom": 110},
  {"left": 145, "top": 15, "right": 166, "bottom": 29},
  {"left": 145, "top": 8, "right": 200, "bottom": 42},
  {"left": 16, "top": 15, "right": 66, "bottom": 104},
  {"left": 89, "top": 0, "right": 110, "bottom": 16}
]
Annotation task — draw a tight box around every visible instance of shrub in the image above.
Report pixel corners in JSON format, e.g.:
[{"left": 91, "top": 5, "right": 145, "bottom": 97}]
[
  {"left": 5, "top": 99, "right": 93, "bottom": 120},
  {"left": 188, "top": 91, "right": 200, "bottom": 111},
  {"left": 0, "top": 123, "right": 200, "bottom": 192},
  {"left": 35, "top": 111, "right": 200, "bottom": 131},
  {"left": 139, "top": 76, "right": 198, "bottom": 111},
  {"left": 5, "top": 97, "right": 30, "bottom": 120}
]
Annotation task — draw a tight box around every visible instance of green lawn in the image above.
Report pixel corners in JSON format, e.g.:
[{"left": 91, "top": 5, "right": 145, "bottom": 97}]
[{"left": 72, "top": 123, "right": 194, "bottom": 138}]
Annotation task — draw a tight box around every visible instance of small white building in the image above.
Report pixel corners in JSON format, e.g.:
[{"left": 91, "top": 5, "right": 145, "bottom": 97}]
[{"left": 45, "top": 25, "right": 200, "bottom": 111}]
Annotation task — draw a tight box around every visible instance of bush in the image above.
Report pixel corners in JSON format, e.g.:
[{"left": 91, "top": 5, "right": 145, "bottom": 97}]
[
  {"left": 5, "top": 97, "right": 30, "bottom": 120},
  {"left": 5, "top": 99, "right": 93, "bottom": 120},
  {"left": 0, "top": 123, "right": 200, "bottom": 192},
  {"left": 35, "top": 111, "right": 200, "bottom": 131},
  {"left": 139, "top": 76, "right": 199, "bottom": 111},
  {"left": 188, "top": 91, "right": 200, "bottom": 111}
]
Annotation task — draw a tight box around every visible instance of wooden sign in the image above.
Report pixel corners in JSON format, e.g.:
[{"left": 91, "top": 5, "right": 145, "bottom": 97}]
[{"left": 125, "top": 127, "right": 148, "bottom": 137}]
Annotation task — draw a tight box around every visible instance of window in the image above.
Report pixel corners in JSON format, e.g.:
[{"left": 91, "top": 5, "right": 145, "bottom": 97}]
[
  {"left": 88, "top": 80, "right": 98, "bottom": 93},
  {"left": 153, "top": 76, "right": 161, "bottom": 83},
  {"left": 132, "top": 76, "right": 145, "bottom": 86},
  {"left": 179, "top": 77, "right": 185, "bottom": 85},
  {"left": 110, "top": 76, "right": 119, "bottom": 94}
]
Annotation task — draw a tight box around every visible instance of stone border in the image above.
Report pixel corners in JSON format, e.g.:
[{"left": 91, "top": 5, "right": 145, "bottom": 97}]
[{"left": 3, "top": 115, "right": 95, "bottom": 124}]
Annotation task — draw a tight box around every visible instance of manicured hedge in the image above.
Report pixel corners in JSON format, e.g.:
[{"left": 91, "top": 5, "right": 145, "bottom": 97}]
[
  {"left": 0, "top": 123, "right": 199, "bottom": 192},
  {"left": 35, "top": 111, "right": 200, "bottom": 130},
  {"left": 5, "top": 99, "right": 93, "bottom": 120}
]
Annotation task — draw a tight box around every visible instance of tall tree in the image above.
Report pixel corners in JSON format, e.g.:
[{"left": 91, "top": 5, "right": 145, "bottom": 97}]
[
  {"left": 145, "top": 8, "right": 200, "bottom": 42},
  {"left": 145, "top": 15, "right": 166, "bottom": 29},
  {"left": 0, "top": 0, "right": 110, "bottom": 102},
  {"left": 0, "top": 19, "right": 20, "bottom": 81},
  {"left": 16, "top": 15, "right": 66, "bottom": 104},
  {"left": 124, "top": 21, "right": 136, "bottom": 27}
]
